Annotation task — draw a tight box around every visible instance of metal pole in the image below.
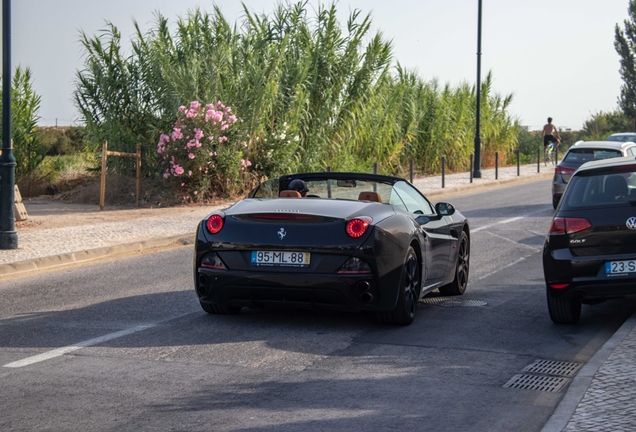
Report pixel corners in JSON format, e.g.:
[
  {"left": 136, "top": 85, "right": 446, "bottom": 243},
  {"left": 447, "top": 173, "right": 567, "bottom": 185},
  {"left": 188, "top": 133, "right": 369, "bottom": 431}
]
[
  {"left": 441, "top": 157, "right": 446, "bottom": 188},
  {"left": 0, "top": 0, "right": 17, "bottom": 249},
  {"left": 517, "top": 150, "right": 520, "bottom": 176},
  {"left": 409, "top": 159, "right": 414, "bottom": 184},
  {"left": 537, "top": 148, "right": 541, "bottom": 173},
  {"left": 470, "top": 154, "right": 473, "bottom": 183},
  {"left": 473, "top": 0, "right": 483, "bottom": 179},
  {"left": 495, "top": 152, "right": 499, "bottom": 180}
]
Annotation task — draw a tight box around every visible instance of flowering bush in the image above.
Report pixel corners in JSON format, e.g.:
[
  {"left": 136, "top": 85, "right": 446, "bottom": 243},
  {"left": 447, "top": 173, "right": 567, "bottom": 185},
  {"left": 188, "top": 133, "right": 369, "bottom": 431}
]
[{"left": 158, "top": 101, "right": 250, "bottom": 200}]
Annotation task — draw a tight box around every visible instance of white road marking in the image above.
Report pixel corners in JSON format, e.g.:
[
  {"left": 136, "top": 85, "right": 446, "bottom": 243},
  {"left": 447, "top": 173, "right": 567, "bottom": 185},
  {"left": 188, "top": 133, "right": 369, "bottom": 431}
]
[
  {"left": 474, "top": 254, "right": 535, "bottom": 282},
  {"left": 482, "top": 230, "right": 542, "bottom": 252},
  {"left": 3, "top": 323, "right": 155, "bottom": 368},
  {"left": 472, "top": 216, "right": 524, "bottom": 233}
]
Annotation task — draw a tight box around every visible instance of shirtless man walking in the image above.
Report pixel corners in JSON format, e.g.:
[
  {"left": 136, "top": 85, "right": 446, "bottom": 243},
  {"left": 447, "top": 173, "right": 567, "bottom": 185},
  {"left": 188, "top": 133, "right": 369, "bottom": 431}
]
[{"left": 542, "top": 117, "right": 561, "bottom": 149}]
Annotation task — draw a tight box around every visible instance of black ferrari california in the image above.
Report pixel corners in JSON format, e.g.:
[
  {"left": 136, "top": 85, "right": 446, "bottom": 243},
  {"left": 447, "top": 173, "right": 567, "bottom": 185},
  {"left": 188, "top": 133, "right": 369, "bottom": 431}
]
[{"left": 194, "top": 172, "right": 470, "bottom": 325}]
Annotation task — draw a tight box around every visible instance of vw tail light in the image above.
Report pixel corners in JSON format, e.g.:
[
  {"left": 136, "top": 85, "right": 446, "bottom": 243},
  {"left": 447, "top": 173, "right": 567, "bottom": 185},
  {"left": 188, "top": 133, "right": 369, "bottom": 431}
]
[{"left": 549, "top": 217, "right": 591, "bottom": 235}]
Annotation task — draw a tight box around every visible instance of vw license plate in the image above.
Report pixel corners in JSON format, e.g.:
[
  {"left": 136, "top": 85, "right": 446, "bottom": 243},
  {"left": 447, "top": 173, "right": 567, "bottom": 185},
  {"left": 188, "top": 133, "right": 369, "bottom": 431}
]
[
  {"left": 606, "top": 260, "right": 636, "bottom": 274},
  {"left": 251, "top": 251, "right": 310, "bottom": 267}
]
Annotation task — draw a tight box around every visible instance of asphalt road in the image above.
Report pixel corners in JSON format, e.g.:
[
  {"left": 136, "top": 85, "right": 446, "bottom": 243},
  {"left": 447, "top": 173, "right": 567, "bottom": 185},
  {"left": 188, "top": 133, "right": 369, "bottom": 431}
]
[{"left": 1, "top": 179, "right": 635, "bottom": 432}]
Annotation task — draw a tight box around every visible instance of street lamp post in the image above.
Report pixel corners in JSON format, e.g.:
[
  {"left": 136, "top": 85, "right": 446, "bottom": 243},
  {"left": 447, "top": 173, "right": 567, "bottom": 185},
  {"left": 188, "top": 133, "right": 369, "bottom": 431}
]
[
  {"left": 0, "top": 0, "right": 17, "bottom": 250},
  {"left": 473, "top": 0, "right": 483, "bottom": 179}
]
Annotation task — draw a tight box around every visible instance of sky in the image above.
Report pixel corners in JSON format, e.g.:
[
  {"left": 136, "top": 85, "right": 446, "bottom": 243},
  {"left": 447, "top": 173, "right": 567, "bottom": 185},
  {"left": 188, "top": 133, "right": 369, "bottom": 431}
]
[{"left": 8, "top": 0, "right": 632, "bottom": 131}]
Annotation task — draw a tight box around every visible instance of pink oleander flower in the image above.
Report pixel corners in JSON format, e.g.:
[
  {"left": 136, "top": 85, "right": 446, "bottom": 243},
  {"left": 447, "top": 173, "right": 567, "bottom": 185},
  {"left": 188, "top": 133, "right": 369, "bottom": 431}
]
[
  {"left": 159, "top": 133, "right": 170, "bottom": 144},
  {"left": 190, "top": 101, "right": 201, "bottom": 110},
  {"left": 188, "top": 170, "right": 192, "bottom": 176},
  {"left": 187, "top": 139, "right": 197, "bottom": 148},
  {"left": 221, "top": 124, "right": 229, "bottom": 131},
  {"left": 163, "top": 173, "right": 170, "bottom": 179},
  {"left": 172, "top": 128, "right": 183, "bottom": 140},
  {"left": 188, "top": 153, "right": 195, "bottom": 159},
  {"left": 194, "top": 191, "right": 198, "bottom": 195},
  {"left": 186, "top": 109, "right": 197, "bottom": 119},
  {"left": 218, "top": 136, "right": 228, "bottom": 143},
  {"left": 178, "top": 105, "right": 186, "bottom": 112},
  {"left": 174, "top": 165, "right": 184, "bottom": 175},
  {"left": 228, "top": 115, "right": 237, "bottom": 123},
  {"left": 194, "top": 128, "right": 204, "bottom": 140}
]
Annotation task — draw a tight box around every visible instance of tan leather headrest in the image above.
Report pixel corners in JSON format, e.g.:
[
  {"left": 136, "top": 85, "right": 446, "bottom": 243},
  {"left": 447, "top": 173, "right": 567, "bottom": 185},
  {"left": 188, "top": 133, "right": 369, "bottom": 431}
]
[{"left": 358, "top": 191, "right": 382, "bottom": 202}]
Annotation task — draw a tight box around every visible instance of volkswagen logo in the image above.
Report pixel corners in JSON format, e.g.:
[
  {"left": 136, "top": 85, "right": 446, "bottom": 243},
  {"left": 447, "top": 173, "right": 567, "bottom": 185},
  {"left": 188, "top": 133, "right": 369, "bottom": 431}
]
[
  {"left": 277, "top": 227, "right": 287, "bottom": 240},
  {"left": 627, "top": 217, "right": 636, "bottom": 231}
]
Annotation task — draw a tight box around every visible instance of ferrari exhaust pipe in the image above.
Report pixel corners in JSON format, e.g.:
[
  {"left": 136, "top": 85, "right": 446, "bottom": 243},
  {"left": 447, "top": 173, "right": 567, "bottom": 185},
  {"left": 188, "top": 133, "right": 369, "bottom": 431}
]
[
  {"left": 356, "top": 281, "right": 370, "bottom": 292},
  {"left": 198, "top": 274, "right": 208, "bottom": 286},
  {"left": 359, "top": 292, "right": 374, "bottom": 304}
]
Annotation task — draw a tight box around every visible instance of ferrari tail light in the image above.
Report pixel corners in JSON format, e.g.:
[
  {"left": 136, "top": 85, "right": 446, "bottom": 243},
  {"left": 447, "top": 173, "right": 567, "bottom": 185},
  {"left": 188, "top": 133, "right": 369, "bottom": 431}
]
[
  {"left": 549, "top": 217, "right": 591, "bottom": 235},
  {"left": 206, "top": 214, "right": 224, "bottom": 234},
  {"left": 549, "top": 283, "right": 570, "bottom": 289},
  {"left": 200, "top": 252, "right": 227, "bottom": 270},
  {"left": 555, "top": 166, "right": 575, "bottom": 176},
  {"left": 346, "top": 216, "right": 372, "bottom": 238},
  {"left": 337, "top": 257, "right": 372, "bottom": 274}
]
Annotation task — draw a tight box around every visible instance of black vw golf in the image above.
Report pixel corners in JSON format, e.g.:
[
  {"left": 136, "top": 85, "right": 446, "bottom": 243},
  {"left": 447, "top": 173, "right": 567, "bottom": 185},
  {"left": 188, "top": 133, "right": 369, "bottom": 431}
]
[
  {"left": 543, "top": 156, "right": 636, "bottom": 324},
  {"left": 194, "top": 172, "right": 470, "bottom": 325}
]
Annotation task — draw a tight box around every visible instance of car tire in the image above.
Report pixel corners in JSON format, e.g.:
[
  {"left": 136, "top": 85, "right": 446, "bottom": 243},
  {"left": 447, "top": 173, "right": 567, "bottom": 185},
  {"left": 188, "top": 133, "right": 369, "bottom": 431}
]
[
  {"left": 546, "top": 289, "right": 581, "bottom": 324},
  {"left": 439, "top": 231, "right": 470, "bottom": 296},
  {"left": 552, "top": 196, "right": 560, "bottom": 209},
  {"left": 376, "top": 246, "right": 419, "bottom": 326},
  {"left": 200, "top": 301, "right": 242, "bottom": 315}
]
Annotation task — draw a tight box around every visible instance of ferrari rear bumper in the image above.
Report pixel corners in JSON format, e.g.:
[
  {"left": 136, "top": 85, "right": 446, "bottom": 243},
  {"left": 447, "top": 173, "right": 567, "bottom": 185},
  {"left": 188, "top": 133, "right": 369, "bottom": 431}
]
[{"left": 196, "top": 267, "right": 384, "bottom": 312}]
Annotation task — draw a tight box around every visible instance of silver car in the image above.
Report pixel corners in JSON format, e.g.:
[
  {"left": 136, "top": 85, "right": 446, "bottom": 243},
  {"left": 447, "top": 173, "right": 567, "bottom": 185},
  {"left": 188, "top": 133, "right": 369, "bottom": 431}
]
[
  {"left": 607, "top": 132, "right": 636, "bottom": 143},
  {"left": 551, "top": 140, "right": 636, "bottom": 209}
]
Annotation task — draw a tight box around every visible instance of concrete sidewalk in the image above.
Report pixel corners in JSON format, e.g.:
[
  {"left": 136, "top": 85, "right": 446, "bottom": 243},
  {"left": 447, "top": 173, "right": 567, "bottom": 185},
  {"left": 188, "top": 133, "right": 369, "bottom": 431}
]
[{"left": 1, "top": 162, "right": 635, "bottom": 432}]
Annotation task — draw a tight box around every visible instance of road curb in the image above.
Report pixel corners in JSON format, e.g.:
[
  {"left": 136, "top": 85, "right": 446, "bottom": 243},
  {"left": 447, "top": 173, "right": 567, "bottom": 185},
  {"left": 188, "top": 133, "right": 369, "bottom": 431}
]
[
  {"left": 0, "top": 234, "right": 194, "bottom": 278},
  {"left": 540, "top": 311, "right": 636, "bottom": 432}
]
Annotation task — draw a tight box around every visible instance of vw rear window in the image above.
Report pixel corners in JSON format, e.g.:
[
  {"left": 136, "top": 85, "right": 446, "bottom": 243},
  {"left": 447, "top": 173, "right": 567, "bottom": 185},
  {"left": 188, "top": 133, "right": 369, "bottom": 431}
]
[{"left": 561, "top": 169, "right": 636, "bottom": 209}]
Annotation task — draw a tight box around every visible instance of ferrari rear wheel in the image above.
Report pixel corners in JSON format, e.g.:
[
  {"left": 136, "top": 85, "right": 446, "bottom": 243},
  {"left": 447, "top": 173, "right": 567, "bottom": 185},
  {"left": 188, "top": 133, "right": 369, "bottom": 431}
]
[
  {"left": 376, "top": 246, "right": 420, "bottom": 326},
  {"left": 546, "top": 289, "right": 581, "bottom": 324},
  {"left": 439, "top": 230, "right": 469, "bottom": 296},
  {"left": 200, "top": 301, "right": 242, "bottom": 315}
]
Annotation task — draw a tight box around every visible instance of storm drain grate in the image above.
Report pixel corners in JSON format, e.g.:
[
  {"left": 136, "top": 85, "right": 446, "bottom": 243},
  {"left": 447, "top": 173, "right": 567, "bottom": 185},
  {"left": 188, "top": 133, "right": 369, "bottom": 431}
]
[
  {"left": 522, "top": 359, "right": 582, "bottom": 377},
  {"left": 503, "top": 374, "right": 570, "bottom": 393},
  {"left": 420, "top": 297, "right": 487, "bottom": 307}
]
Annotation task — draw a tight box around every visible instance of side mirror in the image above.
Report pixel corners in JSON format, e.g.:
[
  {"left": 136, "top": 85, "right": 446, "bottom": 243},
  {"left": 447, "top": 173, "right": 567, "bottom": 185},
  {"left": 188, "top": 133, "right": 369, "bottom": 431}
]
[
  {"left": 435, "top": 202, "right": 455, "bottom": 216},
  {"left": 415, "top": 215, "right": 430, "bottom": 225}
]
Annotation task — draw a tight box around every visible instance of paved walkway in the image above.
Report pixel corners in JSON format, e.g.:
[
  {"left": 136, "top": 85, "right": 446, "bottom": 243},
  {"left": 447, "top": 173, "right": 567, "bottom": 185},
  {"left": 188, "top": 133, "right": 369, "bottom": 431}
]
[{"left": 1, "top": 162, "right": 635, "bottom": 432}]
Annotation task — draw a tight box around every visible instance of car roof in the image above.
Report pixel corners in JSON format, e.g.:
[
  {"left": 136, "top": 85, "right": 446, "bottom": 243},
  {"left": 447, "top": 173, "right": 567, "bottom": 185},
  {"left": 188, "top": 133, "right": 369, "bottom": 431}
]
[
  {"left": 569, "top": 140, "right": 636, "bottom": 150},
  {"left": 609, "top": 132, "right": 636, "bottom": 137},
  {"left": 576, "top": 155, "right": 636, "bottom": 173}
]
